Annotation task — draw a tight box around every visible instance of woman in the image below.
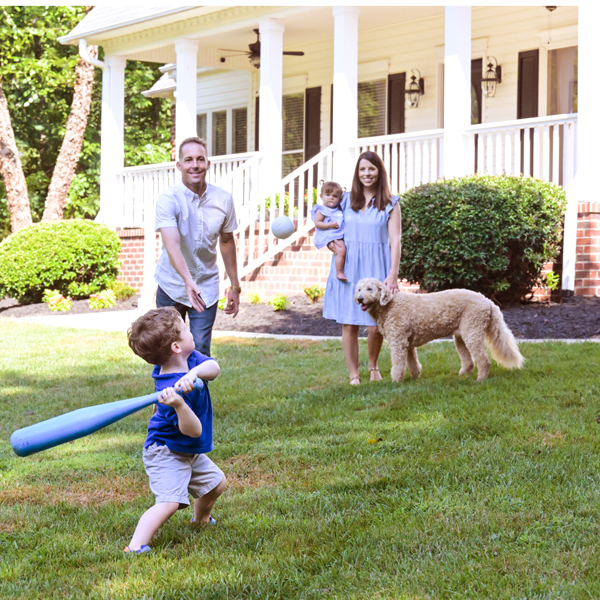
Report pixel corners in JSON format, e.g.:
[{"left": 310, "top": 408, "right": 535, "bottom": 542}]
[{"left": 323, "top": 151, "right": 402, "bottom": 384}]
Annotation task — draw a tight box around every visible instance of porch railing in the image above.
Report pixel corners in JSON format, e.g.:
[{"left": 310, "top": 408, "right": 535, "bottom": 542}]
[
  {"left": 218, "top": 144, "right": 337, "bottom": 291},
  {"left": 116, "top": 152, "right": 257, "bottom": 229},
  {"left": 466, "top": 113, "right": 577, "bottom": 189},
  {"left": 350, "top": 128, "right": 444, "bottom": 194}
]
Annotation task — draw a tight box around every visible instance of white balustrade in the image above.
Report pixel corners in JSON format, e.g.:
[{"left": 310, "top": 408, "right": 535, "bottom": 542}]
[
  {"left": 351, "top": 129, "right": 444, "bottom": 194},
  {"left": 119, "top": 116, "right": 577, "bottom": 300},
  {"left": 467, "top": 113, "right": 578, "bottom": 189}
]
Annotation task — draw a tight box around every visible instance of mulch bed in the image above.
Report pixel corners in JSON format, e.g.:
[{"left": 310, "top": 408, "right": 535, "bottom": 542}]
[{"left": 2, "top": 293, "right": 600, "bottom": 340}]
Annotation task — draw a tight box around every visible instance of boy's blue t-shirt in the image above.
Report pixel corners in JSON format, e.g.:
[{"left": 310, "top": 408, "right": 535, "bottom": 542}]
[{"left": 144, "top": 350, "right": 215, "bottom": 454}]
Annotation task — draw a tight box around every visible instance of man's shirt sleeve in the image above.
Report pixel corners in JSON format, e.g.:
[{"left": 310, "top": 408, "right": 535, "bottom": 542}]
[{"left": 155, "top": 192, "right": 179, "bottom": 231}]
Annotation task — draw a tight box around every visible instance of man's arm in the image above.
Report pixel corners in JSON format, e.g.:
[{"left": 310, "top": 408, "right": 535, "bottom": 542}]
[
  {"left": 160, "top": 227, "right": 206, "bottom": 312},
  {"left": 219, "top": 231, "right": 240, "bottom": 317}
]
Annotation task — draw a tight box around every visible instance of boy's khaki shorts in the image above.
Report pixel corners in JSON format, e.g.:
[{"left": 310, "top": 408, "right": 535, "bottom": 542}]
[{"left": 143, "top": 442, "right": 224, "bottom": 507}]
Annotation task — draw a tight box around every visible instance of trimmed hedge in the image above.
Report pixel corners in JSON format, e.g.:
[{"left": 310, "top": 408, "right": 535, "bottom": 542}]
[
  {"left": 399, "top": 175, "right": 567, "bottom": 301},
  {"left": 0, "top": 219, "right": 121, "bottom": 303}
]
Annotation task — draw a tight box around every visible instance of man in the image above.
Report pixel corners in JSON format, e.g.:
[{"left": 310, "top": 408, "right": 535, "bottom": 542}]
[{"left": 154, "top": 136, "right": 241, "bottom": 356}]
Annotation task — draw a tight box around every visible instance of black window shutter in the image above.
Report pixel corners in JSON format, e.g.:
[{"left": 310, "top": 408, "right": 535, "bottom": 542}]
[
  {"left": 517, "top": 49, "right": 539, "bottom": 119},
  {"left": 387, "top": 72, "right": 406, "bottom": 135},
  {"left": 304, "top": 86, "right": 321, "bottom": 161},
  {"left": 254, "top": 95, "right": 260, "bottom": 151}
]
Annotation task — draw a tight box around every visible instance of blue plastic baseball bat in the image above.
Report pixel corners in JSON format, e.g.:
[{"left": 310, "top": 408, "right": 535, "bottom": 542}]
[{"left": 10, "top": 379, "right": 205, "bottom": 457}]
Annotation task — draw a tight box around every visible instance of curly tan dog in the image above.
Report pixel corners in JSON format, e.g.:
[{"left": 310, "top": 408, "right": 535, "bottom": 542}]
[{"left": 354, "top": 278, "right": 524, "bottom": 382}]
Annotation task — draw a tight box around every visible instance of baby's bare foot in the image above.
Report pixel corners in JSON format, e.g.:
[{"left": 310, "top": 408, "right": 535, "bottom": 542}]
[{"left": 336, "top": 272, "right": 348, "bottom": 282}]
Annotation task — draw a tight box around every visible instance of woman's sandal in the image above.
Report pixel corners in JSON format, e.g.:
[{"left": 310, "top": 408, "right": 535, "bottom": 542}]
[
  {"left": 369, "top": 367, "right": 382, "bottom": 382},
  {"left": 349, "top": 376, "right": 361, "bottom": 386}
]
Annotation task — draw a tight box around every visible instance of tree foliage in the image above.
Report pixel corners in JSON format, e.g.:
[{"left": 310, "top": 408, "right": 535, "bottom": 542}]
[{"left": 0, "top": 6, "right": 172, "bottom": 238}]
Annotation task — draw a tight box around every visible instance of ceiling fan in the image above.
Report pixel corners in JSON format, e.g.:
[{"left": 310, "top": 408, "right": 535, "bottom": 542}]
[{"left": 219, "top": 29, "right": 305, "bottom": 69}]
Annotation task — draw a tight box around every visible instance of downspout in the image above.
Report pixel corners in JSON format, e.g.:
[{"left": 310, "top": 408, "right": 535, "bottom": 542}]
[
  {"left": 78, "top": 38, "right": 106, "bottom": 71},
  {"left": 78, "top": 39, "right": 111, "bottom": 224}
]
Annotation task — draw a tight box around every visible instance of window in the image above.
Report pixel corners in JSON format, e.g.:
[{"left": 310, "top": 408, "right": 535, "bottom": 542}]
[
  {"left": 548, "top": 46, "right": 577, "bottom": 115},
  {"left": 282, "top": 92, "right": 304, "bottom": 177},
  {"left": 212, "top": 110, "right": 227, "bottom": 156},
  {"left": 358, "top": 79, "right": 386, "bottom": 138},
  {"left": 196, "top": 107, "right": 248, "bottom": 157},
  {"left": 232, "top": 107, "right": 247, "bottom": 154},
  {"left": 196, "top": 114, "right": 207, "bottom": 140}
]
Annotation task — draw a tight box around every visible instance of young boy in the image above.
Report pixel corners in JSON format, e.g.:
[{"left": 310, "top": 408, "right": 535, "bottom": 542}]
[{"left": 124, "top": 306, "right": 227, "bottom": 554}]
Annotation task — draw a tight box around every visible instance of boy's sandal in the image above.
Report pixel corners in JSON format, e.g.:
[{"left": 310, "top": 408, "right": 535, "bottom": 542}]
[
  {"left": 190, "top": 515, "right": 217, "bottom": 525},
  {"left": 124, "top": 545, "right": 151, "bottom": 554},
  {"left": 349, "top": 376, "right": 360, "bottom": 386}
]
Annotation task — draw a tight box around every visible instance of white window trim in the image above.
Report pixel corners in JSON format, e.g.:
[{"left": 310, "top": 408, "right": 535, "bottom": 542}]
[
  {"left": 198, "top": 103, "right": 249, "bottom": 157},
  {"left": 537, "top": 34, "right": 578, "bottom": 117}
]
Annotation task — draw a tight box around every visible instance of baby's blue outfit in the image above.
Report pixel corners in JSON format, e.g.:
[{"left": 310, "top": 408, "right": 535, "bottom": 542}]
[
  {"left": 323, "top": 192, "right": 400, "bottom": 326},
  {"left": 310, "top": 204, "right": 345, "bottom": 250}
]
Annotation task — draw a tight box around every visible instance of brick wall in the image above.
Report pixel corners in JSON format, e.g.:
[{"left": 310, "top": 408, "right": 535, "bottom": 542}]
[{"left": 575, "top": 202, "right": 600, "bottom": 296}]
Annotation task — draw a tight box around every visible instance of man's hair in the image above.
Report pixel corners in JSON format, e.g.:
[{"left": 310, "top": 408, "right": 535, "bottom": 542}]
[
  {"left": 179, "top": 136, "right": 208, "bottom": 159},
  {"left": 127, "top": 307, "right": 184, "bottom": 366},
  {"left": 320, "top": 180, "right": 343, "bottom": 198}
]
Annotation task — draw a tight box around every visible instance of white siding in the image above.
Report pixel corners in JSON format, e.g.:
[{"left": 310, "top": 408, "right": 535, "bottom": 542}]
[
  {"left": 196, "top": 69, "right": 252, "bottom": 113},
  {"left": 195, "top": 6, "right": 577, "bottom": 156}
]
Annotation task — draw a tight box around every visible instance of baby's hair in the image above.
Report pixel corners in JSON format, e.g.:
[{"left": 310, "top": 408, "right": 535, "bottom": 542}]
[
  {"left": 127, "top": 306, "right": 185, "bottom": 366},
  {"left": 319, "top": 180, "right": 343, "bottom": 197}
]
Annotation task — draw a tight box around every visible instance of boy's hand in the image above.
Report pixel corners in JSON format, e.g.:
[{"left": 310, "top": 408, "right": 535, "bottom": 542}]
[
  {"left": 157, "top": 387, "right": 184, "bottom": 408},
  {"left": 174, "top": 373, "right": 197, "bottom": 393}
]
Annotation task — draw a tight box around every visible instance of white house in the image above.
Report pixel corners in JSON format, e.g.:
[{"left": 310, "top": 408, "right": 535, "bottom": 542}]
[{"left": 59, "top": 4, "right": 600, "bottom": 304}]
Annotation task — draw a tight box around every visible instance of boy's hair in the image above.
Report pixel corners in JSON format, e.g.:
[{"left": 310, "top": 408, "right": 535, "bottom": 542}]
[
  {"left": 179, "top": 136, "right": 208, "bottom": 159},
  {"left": 320, "top": 180, "right": 343, "bottom": 197},
  {"left": 127, "top": 307, "right": 184, "bottom": 366}
]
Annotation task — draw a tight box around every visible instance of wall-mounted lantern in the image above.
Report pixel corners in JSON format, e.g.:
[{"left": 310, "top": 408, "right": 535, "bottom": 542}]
[
  {"left": 405, "top": 69, "right": 425, "bottom": 108},
  {"left": 481, "top": 56, "right": 502, "bottom": 98}
]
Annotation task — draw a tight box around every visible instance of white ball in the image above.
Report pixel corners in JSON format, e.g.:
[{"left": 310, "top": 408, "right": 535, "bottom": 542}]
[{"left": 271, "top": 216, "right": 295, "bottom": 239}]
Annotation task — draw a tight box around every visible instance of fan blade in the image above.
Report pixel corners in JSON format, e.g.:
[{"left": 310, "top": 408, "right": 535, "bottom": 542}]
[
  {"left": 283, "top": 51, "right": 305, "bottom": 56},
  {"left": 218, "top": 49, "right": 251, "bottom": 55}
]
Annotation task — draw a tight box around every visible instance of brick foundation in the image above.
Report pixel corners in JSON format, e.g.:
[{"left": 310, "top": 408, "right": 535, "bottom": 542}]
[
  {"left": 575, "top": 202, "right": 600, "bottom": 296},
  {"left": 116, "top": 208, "right": 600, "bottom": 301}
]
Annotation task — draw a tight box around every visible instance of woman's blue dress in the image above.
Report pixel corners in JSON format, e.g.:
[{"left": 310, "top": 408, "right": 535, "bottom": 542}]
[{"left": 323, "top": 192, "right": 399, "bottom": 326}]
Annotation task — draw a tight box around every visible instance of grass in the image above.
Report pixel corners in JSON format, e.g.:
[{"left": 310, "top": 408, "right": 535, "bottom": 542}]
[{"left": 1, "top": 321, "right": 600, "bottom": 599}]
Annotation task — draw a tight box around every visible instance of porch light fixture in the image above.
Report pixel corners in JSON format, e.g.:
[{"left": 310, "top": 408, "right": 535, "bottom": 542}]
[
  {"left": 405, "top": 69, "right": 425, "bottom": 108},
  {"left": 481, "top": 56, "right": 502, "bottom": 98}
]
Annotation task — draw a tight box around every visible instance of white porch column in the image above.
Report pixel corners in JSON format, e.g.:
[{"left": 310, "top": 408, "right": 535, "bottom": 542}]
[
  {"left": 175, "top": 39, "right": 199, "bottom": 152},
  {"left": 332, "top": 6, "right": 359, "bottom": 184},
  {"left": 561, "top": 2, "right": 600, "bottom": 295},
  {"left": 443, "top": 6, "right": 471, "bottom": 178},
  {"left": 258, "top": 19, "right": 284, "bottom": 198},
  {"left": 99, "top": 55, "right": 125, "bottom": 227}
]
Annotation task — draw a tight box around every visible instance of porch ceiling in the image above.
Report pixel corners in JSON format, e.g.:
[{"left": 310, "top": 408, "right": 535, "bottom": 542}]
[{"left": 81, "top": 6, "right": 444, "bottom": 68}]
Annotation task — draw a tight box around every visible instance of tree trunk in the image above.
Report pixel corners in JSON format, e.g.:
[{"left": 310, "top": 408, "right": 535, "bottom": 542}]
[
  {"left": 0, "top": 80, "right": 32, "bottom": 233},
  {"left": 42, "top": 44, "right": 98, "bottom": 222}
]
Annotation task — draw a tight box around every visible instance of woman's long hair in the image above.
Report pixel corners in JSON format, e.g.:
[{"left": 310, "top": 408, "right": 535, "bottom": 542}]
[{"left": 350, "top": 151, "right": 392, "bottom": 212}]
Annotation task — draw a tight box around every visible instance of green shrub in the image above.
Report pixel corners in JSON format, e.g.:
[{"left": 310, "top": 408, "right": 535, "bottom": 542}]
[
  {"left": 399, "top": 175, "right": 567, "bottom": 301},
  {"left": 248, "top": 290, "right": 262, "bottom": 305},
  {"left": 267, "top": 293, "right": 289, "bottom": 311},
  {"left": 88, "top": 289, "right": 117, "bottom": 310},
  {"left": 0, "top": 219, "right": 121, "bottom": 303},
  {"left": 109, "top": 281, "right": 137, "bottom": 301},
  {"left": 42, "top": 289, "right": 72, "bottom": 312},
  {"left": 303, "top": 284, "right": 325, "bottom": 303}
]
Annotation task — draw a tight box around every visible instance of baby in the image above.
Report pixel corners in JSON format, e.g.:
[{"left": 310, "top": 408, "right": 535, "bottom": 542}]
[{"left": 311, "top": 180, "right": 347, "bottom": 282}]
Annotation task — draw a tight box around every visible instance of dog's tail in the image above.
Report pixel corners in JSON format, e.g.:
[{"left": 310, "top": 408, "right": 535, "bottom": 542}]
[{"left": 485, "top": 304, "right": 524, "bottom": 369}]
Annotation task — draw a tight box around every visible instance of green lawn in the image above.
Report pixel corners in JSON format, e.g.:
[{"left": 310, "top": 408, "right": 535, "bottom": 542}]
[{"left": 1, "top": 321, "right": 600, "bottom": 599}]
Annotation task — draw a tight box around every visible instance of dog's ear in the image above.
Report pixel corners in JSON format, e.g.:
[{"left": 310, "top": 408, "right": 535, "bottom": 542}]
[{"left": 379, "top": 284, "right": 393, "bottom": 306}]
